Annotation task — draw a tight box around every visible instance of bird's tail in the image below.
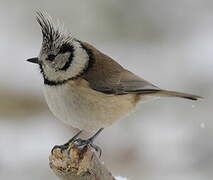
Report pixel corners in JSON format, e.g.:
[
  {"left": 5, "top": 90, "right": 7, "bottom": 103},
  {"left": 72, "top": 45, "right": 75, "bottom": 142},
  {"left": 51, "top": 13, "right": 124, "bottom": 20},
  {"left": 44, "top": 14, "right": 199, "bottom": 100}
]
[{"left": 152, "top": 90, "right": 202, "bottom": 100}]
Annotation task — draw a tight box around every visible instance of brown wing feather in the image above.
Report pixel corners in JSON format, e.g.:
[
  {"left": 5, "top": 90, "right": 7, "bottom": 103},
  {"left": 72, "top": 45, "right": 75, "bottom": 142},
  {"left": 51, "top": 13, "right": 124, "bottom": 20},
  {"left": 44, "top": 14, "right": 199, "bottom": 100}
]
[
  {"left": 80, "top": 42, "right": 201, "bottom": 100},
  {"left": 81, "top": 42, "right": 159, "bottom": 94}
]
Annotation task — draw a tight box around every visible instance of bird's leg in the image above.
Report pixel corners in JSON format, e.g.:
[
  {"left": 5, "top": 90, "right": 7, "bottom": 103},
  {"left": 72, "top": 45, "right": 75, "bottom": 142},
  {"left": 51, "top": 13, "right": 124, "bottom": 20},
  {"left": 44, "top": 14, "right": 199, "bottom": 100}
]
[
  {"left": 71, "top": 128, "right": 104, "bottom": 157},
  {"left": 51, "top": 130, "right": 83, "bottom": 154}
]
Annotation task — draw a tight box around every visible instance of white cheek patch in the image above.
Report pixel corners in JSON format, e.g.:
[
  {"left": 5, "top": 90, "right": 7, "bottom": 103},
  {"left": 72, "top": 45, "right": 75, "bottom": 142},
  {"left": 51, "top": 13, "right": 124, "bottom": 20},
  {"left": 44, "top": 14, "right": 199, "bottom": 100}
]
[{"left": 55, "top": 52, "right": 71, "bottom": 69}]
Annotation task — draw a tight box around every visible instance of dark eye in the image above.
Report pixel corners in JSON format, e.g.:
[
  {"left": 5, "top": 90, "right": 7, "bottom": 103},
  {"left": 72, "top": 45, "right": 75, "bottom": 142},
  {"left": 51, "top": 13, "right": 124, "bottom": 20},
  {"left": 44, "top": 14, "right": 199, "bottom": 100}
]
[{"left": 47, "top": 54, "right": 56, "bottom": 61}]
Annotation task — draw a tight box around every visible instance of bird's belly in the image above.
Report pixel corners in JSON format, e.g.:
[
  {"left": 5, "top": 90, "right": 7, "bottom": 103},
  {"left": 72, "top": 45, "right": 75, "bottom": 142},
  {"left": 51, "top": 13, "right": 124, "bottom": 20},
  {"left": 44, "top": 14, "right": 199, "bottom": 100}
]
[{"left": 43, "top": 82, "right": 136, "bottom": 132}]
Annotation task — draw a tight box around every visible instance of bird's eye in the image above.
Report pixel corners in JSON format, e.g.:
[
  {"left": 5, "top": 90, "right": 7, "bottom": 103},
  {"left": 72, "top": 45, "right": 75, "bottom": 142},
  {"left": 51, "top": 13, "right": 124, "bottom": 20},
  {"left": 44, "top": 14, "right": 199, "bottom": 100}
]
[{"left": 47, "top": 54, "right": 56, "bottom": 61}]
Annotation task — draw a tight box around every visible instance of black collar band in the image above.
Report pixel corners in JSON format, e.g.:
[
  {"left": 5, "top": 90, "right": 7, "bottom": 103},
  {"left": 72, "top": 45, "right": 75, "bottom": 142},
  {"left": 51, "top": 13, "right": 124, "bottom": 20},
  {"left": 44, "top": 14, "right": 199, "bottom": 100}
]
[{"left": 44, "top": 77, "right": 73, "bottom": 86}]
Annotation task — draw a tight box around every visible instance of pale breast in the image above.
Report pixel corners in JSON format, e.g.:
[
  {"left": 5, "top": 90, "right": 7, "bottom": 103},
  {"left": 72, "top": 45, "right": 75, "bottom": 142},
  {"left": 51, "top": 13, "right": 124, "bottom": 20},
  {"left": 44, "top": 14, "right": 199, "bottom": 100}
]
[{"left": 43, "top": 78, "right": 137, "bottom": 132}]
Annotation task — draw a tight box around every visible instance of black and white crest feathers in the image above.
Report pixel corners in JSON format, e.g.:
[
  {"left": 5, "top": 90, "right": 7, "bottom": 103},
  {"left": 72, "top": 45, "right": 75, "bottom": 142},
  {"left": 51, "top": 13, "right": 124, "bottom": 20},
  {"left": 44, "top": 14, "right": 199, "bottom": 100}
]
[{"left": 36, "top": 11, "right": 73, "bottom": 50}]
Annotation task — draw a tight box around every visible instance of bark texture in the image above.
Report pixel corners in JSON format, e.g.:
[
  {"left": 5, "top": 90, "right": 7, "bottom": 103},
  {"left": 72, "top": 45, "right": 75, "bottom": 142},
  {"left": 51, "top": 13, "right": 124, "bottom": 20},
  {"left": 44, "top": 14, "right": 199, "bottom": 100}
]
[{"left": 49, "top": 146, "right": 115, "bottom": 180}]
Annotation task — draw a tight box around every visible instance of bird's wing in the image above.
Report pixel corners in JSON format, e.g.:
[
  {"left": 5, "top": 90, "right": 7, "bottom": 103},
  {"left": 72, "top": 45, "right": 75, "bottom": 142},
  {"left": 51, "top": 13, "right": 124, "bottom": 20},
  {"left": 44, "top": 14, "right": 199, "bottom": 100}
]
[
  {"left": 81, "top": 42, "right": 160, "bottom": 95},
  {"left": 93, "top": 70, "right": 160, "bottom": 95},
  {"left": 111, "top": 70, "right": 160, "bottom": 94}
]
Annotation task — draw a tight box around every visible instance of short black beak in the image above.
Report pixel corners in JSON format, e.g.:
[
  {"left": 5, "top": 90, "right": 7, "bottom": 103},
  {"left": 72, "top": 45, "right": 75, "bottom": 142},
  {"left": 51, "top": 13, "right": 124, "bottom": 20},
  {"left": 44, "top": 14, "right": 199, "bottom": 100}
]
[{"left": 26, "top": 57, "right": 40, "bottom": 64}]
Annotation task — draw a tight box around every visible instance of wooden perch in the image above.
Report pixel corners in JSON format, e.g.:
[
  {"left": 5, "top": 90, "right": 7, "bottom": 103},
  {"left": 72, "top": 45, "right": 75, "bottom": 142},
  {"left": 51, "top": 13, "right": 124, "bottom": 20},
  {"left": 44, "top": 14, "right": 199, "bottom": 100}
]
[{"left": 49, "top": 146, "right": 116, "bottom": 180}]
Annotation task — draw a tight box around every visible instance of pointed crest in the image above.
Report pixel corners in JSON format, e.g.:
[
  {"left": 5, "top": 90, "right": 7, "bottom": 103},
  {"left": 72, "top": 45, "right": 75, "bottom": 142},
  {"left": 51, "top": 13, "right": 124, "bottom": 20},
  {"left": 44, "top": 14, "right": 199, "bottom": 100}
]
[{"left": 35, "top": 11, "right": 73, "bottom": 49}]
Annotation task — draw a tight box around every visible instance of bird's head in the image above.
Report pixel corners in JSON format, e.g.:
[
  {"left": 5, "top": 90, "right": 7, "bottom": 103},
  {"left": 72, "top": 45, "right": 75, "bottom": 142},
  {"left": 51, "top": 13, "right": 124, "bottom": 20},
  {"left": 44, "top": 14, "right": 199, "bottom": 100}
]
[{"left": 27, "top": 12, "right": 90, "bottom": 85}]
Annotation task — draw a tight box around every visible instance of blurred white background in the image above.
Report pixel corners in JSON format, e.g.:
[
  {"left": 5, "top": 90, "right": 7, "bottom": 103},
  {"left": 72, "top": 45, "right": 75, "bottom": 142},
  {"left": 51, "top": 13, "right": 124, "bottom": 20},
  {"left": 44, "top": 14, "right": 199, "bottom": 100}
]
[{"left": 1, "top": 0, "right": 213, "bottom": 179}]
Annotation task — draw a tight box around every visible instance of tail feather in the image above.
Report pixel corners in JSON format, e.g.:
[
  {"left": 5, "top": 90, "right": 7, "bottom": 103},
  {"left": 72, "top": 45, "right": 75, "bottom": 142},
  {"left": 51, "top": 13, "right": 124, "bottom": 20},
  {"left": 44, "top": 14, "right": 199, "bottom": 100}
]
[
  {"left": 128, "top": 89, "right": 202, "bottom": 100},
  {"left": 154, "top": 90, "right": 202, "bottom": 101}
]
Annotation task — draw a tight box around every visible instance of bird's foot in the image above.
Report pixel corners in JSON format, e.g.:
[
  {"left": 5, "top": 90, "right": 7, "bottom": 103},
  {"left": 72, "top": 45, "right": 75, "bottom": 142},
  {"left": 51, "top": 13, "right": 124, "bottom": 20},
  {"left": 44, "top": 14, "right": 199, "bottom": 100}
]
[
  {"left": 51, "top": 128, "right": 104, "bottom": 158},
  {"left": 70, "top": 128, "right": 104, "bottom": 157},
  {"left": 51, "top": 130, "right": 83, "bottom": 154},
  {"left": 71, "top": 137, "right": 102, "bottom": 158}
]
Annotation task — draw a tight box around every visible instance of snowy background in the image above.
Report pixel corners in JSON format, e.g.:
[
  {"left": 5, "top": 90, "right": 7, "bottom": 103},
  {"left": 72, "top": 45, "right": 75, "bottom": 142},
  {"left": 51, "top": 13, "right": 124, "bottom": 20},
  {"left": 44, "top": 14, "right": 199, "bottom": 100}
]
[{"left": 1, "top": 0, "right": 213, "bottom": 179}]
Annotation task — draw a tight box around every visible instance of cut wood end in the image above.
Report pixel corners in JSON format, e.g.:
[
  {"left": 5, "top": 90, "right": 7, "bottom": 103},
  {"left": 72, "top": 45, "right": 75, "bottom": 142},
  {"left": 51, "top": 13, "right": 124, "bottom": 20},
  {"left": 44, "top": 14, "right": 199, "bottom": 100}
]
[
  {"left": 49, "top": 146, "right": 116, "bottom": 180},
  {"left": 49, "top": 146, "right": 93, "bottom": 176}
]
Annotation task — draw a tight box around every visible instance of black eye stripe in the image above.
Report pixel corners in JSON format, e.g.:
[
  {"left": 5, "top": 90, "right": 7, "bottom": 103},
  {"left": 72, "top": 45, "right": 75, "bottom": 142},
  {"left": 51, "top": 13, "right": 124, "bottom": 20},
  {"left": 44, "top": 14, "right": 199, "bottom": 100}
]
[
  {"left": 46, "top": 44, "right": 73, "bottom": 66},
  {"left": 59, "top": 44, "right": 74, "bottom": 54},
  {"left": 47, "top": 54, "right": 56, "bottom": 61}
]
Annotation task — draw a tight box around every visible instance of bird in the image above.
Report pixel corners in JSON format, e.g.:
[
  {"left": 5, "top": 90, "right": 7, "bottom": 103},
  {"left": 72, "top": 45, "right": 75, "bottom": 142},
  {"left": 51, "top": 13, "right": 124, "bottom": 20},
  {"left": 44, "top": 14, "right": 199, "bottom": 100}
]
[{"left": 27, "top": 12, "right": 202, "bottom": 154}]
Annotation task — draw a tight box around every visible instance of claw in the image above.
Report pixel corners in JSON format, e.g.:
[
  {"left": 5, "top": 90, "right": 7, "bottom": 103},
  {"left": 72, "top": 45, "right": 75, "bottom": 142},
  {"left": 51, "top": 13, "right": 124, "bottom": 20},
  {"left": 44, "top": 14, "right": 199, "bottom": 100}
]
[
  {"left": 51, "top": 143, "right": 70, "bottom": 154},
  {"left": 68, "top": 128, "right": 104, "bottom": 157},
  {"left": 51, "top": 128, "right": 104, "bottom": 158},
  {"left": 68, "top": 138, "right": 102, "bottom": 157},
  {"left": 90, "top": 143, "right": 102, "bottom": 158},
  {"left": 51, "top": 130, "right": 83, "bottom": 154}
]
